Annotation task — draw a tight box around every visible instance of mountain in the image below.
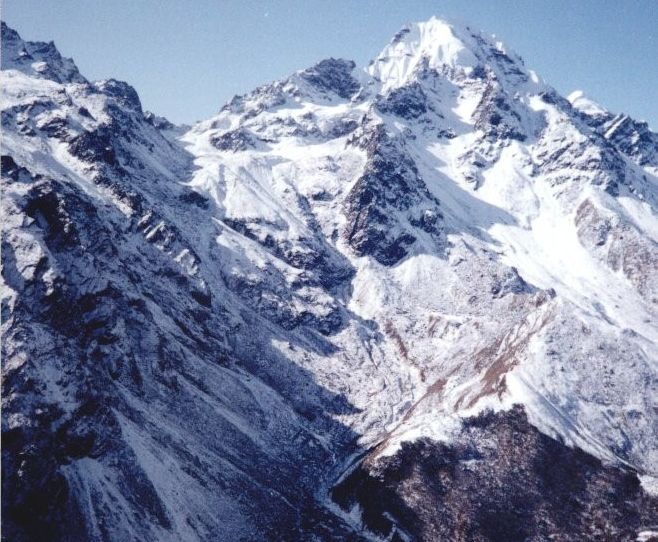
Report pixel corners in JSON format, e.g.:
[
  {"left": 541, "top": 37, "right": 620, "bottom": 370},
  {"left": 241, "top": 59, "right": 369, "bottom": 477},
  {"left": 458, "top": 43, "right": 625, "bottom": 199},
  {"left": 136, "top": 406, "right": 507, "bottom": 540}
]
[{"left": 2, "top": 17, "right": 657, "bottom": 541}]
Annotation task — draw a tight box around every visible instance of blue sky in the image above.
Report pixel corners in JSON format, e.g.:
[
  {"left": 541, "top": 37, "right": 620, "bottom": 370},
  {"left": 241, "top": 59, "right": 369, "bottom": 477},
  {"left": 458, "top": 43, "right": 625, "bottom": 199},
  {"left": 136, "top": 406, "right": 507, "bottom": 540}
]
[{"left": 3, "top": 0, "right": 657, "bottom": 128}]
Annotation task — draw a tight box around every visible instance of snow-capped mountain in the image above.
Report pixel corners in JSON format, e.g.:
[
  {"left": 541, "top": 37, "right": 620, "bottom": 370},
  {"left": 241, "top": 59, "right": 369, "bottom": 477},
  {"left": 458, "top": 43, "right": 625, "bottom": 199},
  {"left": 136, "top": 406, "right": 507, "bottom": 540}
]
[{"left": 2, "top": 17, "right": 657, "bottom": 541}]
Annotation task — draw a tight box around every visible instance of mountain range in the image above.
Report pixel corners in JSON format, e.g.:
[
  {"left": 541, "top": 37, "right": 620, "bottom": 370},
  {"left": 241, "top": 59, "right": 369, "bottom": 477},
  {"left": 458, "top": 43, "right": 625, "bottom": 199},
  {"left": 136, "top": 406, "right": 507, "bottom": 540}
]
[{"left": 2, "top": 17, "right": 657, "bottom": 541}]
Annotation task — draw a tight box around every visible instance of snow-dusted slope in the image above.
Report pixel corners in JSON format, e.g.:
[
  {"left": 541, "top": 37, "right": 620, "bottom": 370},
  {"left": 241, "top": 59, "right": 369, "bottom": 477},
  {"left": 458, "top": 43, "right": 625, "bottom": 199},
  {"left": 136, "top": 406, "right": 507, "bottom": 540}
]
[{"left": 2, "top": 17, "right": 657, "bottom": 541}]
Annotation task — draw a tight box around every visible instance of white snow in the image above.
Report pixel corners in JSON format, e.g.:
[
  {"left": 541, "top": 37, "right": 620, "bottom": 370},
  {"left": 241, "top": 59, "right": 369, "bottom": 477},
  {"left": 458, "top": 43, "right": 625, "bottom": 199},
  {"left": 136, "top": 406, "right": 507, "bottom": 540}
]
[{"left": 568, "top": 89, "right": 608, "bottom": 117}]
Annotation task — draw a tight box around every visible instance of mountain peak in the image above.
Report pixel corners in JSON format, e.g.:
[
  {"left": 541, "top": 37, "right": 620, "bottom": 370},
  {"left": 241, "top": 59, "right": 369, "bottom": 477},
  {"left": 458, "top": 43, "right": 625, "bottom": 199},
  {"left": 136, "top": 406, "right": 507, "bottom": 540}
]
[
  {"left": 298, "top": 57, "right": 360, "bottom": 100},
  {"left": 1, "top": 21, "right": 86, "bottom": 84},
  {"left": 369, "top": 17, "right": 533, "bottom": 93},
  {"left": 369, "top": 18, "right": 476, "bottom": 91}
]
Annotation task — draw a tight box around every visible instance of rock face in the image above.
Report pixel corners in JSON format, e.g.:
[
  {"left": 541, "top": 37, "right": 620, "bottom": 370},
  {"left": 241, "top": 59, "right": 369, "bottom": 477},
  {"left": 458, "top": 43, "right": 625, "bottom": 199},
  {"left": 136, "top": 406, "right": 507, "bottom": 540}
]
[
  {"left": 2, "top": 17, "right": 657, "bottom": 542},
  {"left": 344, "top": 119, "right": 445, "bottom": 265}
]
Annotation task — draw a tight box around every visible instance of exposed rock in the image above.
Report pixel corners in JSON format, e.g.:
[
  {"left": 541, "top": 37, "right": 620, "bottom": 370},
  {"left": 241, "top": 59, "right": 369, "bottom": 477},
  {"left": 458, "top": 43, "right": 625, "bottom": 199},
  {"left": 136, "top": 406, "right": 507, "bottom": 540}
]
[
  {"left": 345, "top": 121, "right": 444, "bottom": 265},
  {"left": 376, "top": 83, "right": 429, "bottom": 119},
  {"left": 210, "top": 127, "right": 257, "bottom": 151},
  {"left": 300, "top": 58, "right": 361, "bottom": 100},
  {"left": 333, "top": 407, "right": 658, "bottom": 542}
]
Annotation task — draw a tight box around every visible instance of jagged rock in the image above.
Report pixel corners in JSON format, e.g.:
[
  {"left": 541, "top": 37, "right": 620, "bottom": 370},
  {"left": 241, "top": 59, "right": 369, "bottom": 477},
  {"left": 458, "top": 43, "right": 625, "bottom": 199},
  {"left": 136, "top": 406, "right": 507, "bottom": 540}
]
[
  {"left": 210, "top": 128, "right": 256, "bottom": 151},
  {"left": 300, "top": 58, "right": 360, "bottom": 100},
  {"left": 345, "top": 121, "right": 444, "bottom": 265},
  {"left": 94, "top": 79, "right": 143, "bottom": 113},
  {"left": 376, "top": 83, "right": 429, "bottom": 119},
  {"left": 0, "top": 21, "right": 86, "bottom": 84}
]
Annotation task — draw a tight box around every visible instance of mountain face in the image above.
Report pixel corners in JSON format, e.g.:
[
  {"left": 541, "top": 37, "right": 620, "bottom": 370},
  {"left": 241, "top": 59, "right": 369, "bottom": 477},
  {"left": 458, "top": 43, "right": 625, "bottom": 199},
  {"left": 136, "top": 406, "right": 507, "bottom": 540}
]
[{"left": 2, "top": 17, "right": 657, "bottom": 542}]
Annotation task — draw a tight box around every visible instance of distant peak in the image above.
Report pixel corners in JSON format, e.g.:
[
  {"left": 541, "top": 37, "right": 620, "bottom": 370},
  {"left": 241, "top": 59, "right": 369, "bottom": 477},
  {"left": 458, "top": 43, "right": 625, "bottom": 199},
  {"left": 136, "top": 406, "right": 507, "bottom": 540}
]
[
  {"left": 1, "top": 20, "right": 86, "bottom": 85},
  {"left": 369, "top": 16, "right": 531, "bottom": 93},
  {"left": 369, "top": 18, "right": 476, "bottom": 88}
]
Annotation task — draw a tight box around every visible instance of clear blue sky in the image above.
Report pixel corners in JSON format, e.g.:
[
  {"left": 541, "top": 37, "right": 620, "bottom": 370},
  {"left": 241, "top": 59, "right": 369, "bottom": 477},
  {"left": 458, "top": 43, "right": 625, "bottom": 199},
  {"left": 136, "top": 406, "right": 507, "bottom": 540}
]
[{"left": 3, "top": 0, "right": 657, "bottom": 128}]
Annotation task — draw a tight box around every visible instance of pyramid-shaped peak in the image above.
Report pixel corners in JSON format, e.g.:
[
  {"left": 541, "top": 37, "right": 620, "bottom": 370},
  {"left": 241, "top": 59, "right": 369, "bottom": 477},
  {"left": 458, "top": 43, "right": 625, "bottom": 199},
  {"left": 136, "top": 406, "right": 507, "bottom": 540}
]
[
  {"left": 369, "top": 17, "right": 530, "bottom": 92},
  {"left": 393, "top": 17, "right": 473, "bottom": 54}
]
